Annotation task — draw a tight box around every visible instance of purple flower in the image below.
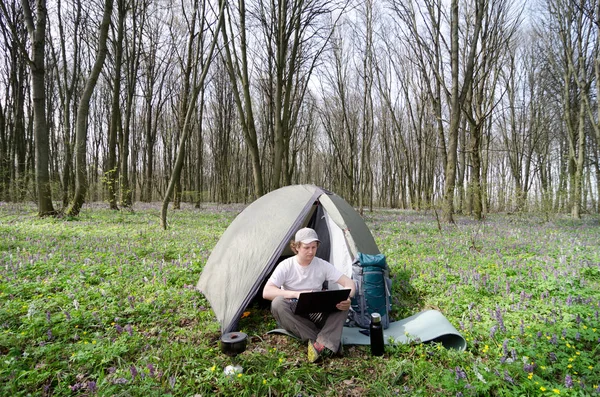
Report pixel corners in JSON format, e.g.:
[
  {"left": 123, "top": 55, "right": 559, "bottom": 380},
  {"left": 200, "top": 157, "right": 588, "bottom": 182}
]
[
  {"left": 115, "top": 324, "right": 123, "bottom": 334},
  {"left": 495, "top": 306, "right": 506, "bottom": 332},
  {"left": 454, "top": 366, "right": 467, "bottom": 382},
  {"left": 125, "top": 324, "right": 133, "bottom": 336},
  {"left": 490, "top": 326, "right": 497, "bottom": 339},
  {"left": 87, "top": 381, "right": 97, "bottom": 393},
  {"left": 169, "top": 375, "right": 176, "bottom": 388},
  {"left": 128, "top": 296, "right": 135, "bottom": 309},
  {"left": 147, "top": 363, "right": 155, "bottom": 377},
  {"left": 70, "top": 383, "right": 83, "bottom": 391},
  {"left": 520, "top": 320, "right": 525, "bottom": 335},
  {"left": 565, "top": 374, "right": 573, "bottom": 388},
  {"left": 523, "top": 363, "right": 535, "bottom": 372},
  {"left": 64, "top": 311, "right": 71, "bottom": 321},
  {"left": 46, "top": 311, "right": 51, "bottom": 323},
  {"left": 549, "top": 352, "right": 557, "bottom": 362},
  {"left": 130, "top": 365, "right": 138, "bottom": 380},
  {"left": 503, "top": 370, "right": 514, "bottom": 384},
  {"left": 47, "top": 329, "right": 53, "bottom": 341}
]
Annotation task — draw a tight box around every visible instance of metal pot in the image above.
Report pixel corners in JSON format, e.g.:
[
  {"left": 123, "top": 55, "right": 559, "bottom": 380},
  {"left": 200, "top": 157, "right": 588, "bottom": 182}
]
[{"left": 220, "top": 332, "right": 248, "bottom": 357}]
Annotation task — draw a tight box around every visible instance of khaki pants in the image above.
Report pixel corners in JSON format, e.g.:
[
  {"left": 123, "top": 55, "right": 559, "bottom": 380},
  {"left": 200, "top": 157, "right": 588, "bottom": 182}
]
[{"left": 271, "top": 296, "right": 347, "bottom": 353}]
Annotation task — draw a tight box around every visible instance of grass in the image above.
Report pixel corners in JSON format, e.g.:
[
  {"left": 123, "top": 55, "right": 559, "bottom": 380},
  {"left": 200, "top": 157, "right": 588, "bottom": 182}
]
[{"left": 1, "top": 202, "right": 599, "bottom": 396}]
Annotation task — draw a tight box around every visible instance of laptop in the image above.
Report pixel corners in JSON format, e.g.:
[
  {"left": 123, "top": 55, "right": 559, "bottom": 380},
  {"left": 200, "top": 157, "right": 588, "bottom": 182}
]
[{"left": 292, "top": 289, "right": 351, "bottom": 315}]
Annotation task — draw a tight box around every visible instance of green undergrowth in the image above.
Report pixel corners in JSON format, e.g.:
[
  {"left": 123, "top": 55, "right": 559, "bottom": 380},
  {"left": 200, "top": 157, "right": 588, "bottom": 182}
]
[{"left": 1, "top": 203, "right": 599, "bottom": 396}]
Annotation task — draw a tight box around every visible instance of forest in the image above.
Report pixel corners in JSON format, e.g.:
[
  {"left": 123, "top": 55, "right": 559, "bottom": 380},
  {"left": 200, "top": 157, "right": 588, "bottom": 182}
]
[{"left": 0, "top": 0, "right": 599, "bottom": 223}]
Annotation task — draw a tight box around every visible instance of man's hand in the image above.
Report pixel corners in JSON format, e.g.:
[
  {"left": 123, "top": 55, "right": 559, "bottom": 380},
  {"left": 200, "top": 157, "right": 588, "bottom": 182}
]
[{"left": 336, "top": 298, "right": 351, "bottom": 311}]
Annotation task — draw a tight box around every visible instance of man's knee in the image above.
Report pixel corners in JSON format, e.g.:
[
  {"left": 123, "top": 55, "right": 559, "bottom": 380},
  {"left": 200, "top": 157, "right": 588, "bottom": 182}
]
[{"left": 271, "top": 296, "right": 287, "bottom": 315}]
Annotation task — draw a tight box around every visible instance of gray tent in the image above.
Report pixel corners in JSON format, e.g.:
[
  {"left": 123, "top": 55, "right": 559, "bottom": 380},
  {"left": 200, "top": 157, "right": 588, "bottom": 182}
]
[{"left": 196, "top": 184, "right": 380, "bottom": 334}]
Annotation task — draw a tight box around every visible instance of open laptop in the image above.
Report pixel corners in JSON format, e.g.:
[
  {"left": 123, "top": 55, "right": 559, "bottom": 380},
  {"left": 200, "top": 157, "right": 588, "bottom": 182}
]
[{"left": 292, "top": 289, "right": 351, "bottom": 315}]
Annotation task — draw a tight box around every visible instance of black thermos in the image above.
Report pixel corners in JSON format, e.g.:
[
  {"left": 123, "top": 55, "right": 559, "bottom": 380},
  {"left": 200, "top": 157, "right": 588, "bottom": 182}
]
[{"left": 370, "top": 312, "right": 384, "bottom": 356}]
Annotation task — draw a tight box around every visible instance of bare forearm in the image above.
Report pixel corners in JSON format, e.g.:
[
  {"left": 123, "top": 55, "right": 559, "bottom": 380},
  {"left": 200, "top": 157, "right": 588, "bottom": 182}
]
[{"left": 262, "top": 284, "right": 300, "bottom": 301}]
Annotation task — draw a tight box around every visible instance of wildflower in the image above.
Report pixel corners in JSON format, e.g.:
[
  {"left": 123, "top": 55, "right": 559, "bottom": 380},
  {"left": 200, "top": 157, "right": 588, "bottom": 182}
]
[
  {"left": 210, "top": 365, "right": 216, "bottom": 372},
  {"left": 237, "top": 373, "right": 242, "bottom": 378},
  {"left": 540, "top": 386, "right": 547, "bottom": 391},
  {"left": 503, "top": 370, "right": 514, "bottom": 384},
  {"left": 263, "top": 379, "right": 267, "bottom": 385},
  {"left": 524, "top": 363, "right": 535, "bottom": 373},
  {"left": 565, "top": 374, "right": 573, "bottom": 388},
  {"left": 87, "top": 381, "right": 97, "bottom": 393},
  {"left": 169, "top": 375, "right": 176, "bottom": 388},
  {"left": 130, "top": 365, "right": 138, "bottom": 380},
  {"left": 454, "top": 366, "right": 467, "bottom": 382},
  {"left": 552, "top": 389, "right": 560, "bottom": 394},
  {"left": 241, "top": 311, "right": 251, "bottom": 318},
  {"left": 528, "top": 373, "right": 533, "bottom": 379}
]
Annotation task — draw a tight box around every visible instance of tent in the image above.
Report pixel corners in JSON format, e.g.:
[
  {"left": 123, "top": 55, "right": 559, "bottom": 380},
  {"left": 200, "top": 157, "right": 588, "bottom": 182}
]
[{"left": 196, "top": 184, "right": 380, "bottom": 334}]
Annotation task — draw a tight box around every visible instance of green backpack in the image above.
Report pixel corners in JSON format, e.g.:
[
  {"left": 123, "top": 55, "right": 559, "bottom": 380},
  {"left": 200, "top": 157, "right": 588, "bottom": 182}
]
[{"left": 349, "top": 253, "right": 392, "bottom": 329}]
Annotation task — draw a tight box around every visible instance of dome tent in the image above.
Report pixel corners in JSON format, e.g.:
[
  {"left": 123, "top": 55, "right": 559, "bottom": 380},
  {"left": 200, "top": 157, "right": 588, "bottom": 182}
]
[{"left": 196, "top": 184, "right": 380, "bottom": 334}]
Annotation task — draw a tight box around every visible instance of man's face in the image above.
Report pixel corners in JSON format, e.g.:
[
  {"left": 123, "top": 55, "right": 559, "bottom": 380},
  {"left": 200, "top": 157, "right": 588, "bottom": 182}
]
[{"left": 297, "top": 241, "right": 318, "bottom": 263}]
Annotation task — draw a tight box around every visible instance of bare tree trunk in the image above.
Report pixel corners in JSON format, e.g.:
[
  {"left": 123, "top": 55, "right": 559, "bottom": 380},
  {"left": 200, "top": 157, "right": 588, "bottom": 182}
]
[
  {"left": 220, "top": 0, "right": 264, "bottom": 198},
  {"left": 66, "top": 0, "right": 114, "bottom": 216},
  {"left": 160, "top": 0, "right": 224, "bottom": 229},
  {"left": 18, "top": 0, "right": 56, "bottom": 216},
  {"left": 106, "top": 0, "right": 125, "bottom": 210}
]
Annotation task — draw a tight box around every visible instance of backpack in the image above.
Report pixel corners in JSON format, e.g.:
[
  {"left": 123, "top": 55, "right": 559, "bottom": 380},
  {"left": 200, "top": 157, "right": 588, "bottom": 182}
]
[{"left": 348, "top": 252, "right": 392, "bottom": 329}]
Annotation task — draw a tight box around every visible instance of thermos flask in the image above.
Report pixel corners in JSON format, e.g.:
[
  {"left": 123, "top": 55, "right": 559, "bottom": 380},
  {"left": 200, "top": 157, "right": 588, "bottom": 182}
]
[{"left": 370, "top": 312, "right": 384, "bottom": 356}]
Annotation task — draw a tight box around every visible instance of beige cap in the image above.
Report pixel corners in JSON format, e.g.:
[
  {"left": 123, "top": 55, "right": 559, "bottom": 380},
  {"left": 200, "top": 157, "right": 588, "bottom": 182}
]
[{"left": 294, "top": 227, "right": 320, "bottom": 244}]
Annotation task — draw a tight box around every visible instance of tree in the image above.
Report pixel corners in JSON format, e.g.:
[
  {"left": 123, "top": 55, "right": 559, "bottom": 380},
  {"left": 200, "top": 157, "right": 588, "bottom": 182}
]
[
  {"left": 160, "top": 0, "right": 224, "bottom": 229},
  {"left": 220, "top": 0, "right": 264, "bottom": 198},
  {"left": 105, "top": 0, "right": 127, "bottom": 210},
  {"left": 66, "top": 0, "right": 114, "bottom": 216},
  {"left": 3, "top": 0, "right": 57, "bottom": 215}
]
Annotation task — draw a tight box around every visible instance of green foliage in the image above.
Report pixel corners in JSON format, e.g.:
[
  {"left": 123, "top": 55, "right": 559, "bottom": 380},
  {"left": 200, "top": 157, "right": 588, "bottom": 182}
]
[{"left": 0, "top": 204, "right": 599, "bottom": 396}]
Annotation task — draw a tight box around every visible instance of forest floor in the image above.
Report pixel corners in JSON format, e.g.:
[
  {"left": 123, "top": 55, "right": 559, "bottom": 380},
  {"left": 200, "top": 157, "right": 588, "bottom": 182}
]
[{"left": 1, "top": 202, "right": 599, "bottom": 396}]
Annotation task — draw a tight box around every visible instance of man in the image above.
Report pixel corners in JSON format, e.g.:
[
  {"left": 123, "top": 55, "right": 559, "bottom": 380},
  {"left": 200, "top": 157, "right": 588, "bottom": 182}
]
[{"left": 263, "top": 227, "right": 355, "bottom": 362}]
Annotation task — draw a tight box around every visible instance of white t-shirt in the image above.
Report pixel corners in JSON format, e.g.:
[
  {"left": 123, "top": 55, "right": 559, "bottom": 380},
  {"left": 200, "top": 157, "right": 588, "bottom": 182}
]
[{"left": 268, "top": 256, "right": 343, "bottom": 292}]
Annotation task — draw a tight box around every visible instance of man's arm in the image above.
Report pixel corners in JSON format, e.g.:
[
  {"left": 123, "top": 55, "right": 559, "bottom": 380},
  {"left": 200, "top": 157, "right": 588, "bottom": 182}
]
[
  {"left": 262, "top": 281, "right": 303, "bottom": 301},
  {"left": 335, "top": 274, "right": 355, "bottom": 310},
  {"left": 336, "top": 274, "right": 355, "bottom": 298}
]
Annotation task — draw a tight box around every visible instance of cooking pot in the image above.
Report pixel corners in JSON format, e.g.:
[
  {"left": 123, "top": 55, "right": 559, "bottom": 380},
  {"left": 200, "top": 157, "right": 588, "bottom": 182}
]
[{"left": 220, "top": 332, "right": 248, "bottom": 357}]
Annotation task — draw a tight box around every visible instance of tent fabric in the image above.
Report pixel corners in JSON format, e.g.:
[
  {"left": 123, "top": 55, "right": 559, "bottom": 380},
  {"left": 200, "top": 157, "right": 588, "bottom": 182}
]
[{"left": 196, "top": 184, "right": 380, "bottom": 334}]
